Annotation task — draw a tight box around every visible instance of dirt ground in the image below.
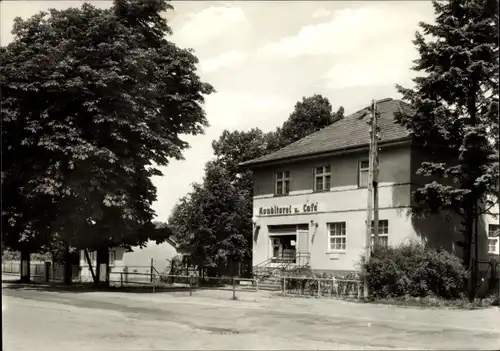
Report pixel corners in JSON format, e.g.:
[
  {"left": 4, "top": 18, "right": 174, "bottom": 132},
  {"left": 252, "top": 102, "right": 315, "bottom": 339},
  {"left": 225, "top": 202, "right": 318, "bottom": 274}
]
[{"left": 2, "top": 280, "right": 500, "bottom": 350}]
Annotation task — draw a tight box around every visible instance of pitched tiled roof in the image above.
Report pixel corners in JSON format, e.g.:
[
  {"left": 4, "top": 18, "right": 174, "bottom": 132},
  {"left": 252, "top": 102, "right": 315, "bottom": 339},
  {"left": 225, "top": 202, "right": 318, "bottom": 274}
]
[{"left": 240, "top": 98, "right": 414, "bottom": 167}]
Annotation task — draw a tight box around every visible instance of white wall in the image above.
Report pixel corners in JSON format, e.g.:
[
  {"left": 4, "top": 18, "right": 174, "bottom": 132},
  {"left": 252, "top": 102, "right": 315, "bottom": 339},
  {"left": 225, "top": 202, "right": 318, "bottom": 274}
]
[
  {"left": 252, "top": 146, "right": 413, "bottom": 272},
  {"left": 79, "top": 241, "right": 179, "bottom": 282},
  {"left": 121, "top": 241, "right": 178, "bottom": 273}
]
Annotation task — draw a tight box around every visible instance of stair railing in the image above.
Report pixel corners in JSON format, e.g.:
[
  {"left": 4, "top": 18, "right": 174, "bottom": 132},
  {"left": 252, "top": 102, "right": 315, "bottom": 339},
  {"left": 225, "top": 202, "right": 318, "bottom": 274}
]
[{"left": 252, "top": 257, "right": 274, "bottom": 279}]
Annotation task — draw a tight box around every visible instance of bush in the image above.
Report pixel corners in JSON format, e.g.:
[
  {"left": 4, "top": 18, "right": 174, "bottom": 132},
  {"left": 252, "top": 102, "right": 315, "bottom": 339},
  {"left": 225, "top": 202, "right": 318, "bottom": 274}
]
[{"left": 361, "top": 241, "right": 469, "bottom": 299}]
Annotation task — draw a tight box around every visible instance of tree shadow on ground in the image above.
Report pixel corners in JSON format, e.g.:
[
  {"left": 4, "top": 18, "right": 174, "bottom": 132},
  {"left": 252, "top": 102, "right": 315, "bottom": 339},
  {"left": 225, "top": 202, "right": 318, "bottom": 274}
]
[{"left": 2, "top": 279, "right": 194, "bottom": 294}]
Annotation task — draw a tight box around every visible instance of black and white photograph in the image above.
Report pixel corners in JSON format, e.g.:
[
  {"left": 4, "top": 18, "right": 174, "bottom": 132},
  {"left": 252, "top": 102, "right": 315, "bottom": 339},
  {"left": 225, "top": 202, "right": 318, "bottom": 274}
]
[{"left": 1, "top": 0, "right": 499, "bottom": 350}]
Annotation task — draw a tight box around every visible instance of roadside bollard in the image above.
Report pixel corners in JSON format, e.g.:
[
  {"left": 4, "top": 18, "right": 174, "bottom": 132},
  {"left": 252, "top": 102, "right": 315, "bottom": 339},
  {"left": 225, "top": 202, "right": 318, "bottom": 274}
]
[
  {"left": 44, "top": 262, "right": 51, "bottom": 282},
  {"left": 318, "top": 279, "right": 321, "bottom": 297},
  {"left": 232, "top": 277, "right": 236, "bottom": 300}
]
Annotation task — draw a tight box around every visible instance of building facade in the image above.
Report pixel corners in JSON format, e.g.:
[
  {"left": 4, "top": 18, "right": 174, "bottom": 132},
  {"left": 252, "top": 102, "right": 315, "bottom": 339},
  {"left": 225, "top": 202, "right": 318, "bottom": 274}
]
[{"left": 241, "top": 98, "right": 499, "bottom": 274}]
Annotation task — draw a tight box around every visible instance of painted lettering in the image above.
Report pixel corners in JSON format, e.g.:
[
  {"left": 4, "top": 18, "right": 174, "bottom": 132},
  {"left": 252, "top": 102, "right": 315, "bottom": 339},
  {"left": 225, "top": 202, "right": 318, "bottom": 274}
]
[{"left": 259, "top": 203, "right": 318, "bottom": 215}]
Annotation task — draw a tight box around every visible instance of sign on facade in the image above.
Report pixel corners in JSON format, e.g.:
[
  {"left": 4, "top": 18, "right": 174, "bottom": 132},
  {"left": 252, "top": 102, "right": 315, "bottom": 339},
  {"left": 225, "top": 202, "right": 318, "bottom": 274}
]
[{"left": 258, "top": 202, "right": 318, "bottom": 216}]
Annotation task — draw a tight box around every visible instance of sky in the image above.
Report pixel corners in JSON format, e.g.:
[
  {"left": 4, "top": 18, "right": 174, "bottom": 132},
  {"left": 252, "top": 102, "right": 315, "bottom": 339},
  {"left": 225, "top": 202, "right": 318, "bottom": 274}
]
[{"left": 1, "top": 0, "right": 436, "bottom": 222}]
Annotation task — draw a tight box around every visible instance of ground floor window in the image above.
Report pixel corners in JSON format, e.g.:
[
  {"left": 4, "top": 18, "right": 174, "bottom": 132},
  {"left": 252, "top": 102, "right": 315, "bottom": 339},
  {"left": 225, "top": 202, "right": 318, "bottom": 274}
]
[
  {"left": 371, "top": 220, "right": 389, "bottom": 247},
  {"left": 327, "top": 222, "right": 346, "bottom": 251},
  {"left": 488, "top": 224, "right": 499, "bottom": 255}
]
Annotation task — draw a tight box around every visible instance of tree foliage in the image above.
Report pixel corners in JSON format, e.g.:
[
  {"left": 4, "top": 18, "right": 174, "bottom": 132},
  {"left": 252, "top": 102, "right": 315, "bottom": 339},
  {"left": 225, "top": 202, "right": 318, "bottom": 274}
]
[
  {"left": 169, "top": 95, "right": 342, "bottom": 270},
  {"left": 395, "top": 0, "right": 499, "bottom": 268},
  {"left": 1, "top": 0, "right": 213, "bottom": 255},
  {"left": 169, "top": 130, "right": 271, "bottom": 269},
  {"left": 169, "top": 162, "right": 251, "bottom": 267},
  {"left": 273, "top": 94, "right": 344, "bottom": 149}
]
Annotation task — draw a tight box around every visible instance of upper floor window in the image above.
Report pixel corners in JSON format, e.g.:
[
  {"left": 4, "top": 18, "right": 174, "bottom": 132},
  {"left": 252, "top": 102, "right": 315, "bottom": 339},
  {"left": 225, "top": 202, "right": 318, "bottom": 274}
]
[
  {"left": 314, "top": 166, "right": 331, "bottom": 191},
  {"left": 488, "top": 224, "right": 499, "bottom": 255},
  {"left": 358, "top": 160, "right": 369, "bottom": 187},
  {"left": 327, "top": 222, "right": 346, "bottom": 251},
  {"left": 371, "top": 220, "right": 389, "bottom": 247},
  {"left": 275, "top": 171, "right": 290, "bottom": 195}
]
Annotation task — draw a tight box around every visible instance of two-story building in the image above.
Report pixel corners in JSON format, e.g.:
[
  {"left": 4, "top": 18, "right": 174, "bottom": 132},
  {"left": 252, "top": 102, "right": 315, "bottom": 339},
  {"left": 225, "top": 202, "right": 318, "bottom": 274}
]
[{"left": 240, "top": 98, "right": 499, "bottom": 275}]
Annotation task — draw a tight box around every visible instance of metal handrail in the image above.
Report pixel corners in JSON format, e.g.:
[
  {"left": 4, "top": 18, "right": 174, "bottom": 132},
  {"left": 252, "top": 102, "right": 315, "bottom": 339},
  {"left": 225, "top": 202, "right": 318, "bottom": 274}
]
[
  {"left": 254, "top": 257, "right": 274, "bottom": 268},
  {"left": 254, "top": 251, "right": 311, "bottom": 274},
  {"left": 252, "top": 257, "right": 275, "bottom": 277}
]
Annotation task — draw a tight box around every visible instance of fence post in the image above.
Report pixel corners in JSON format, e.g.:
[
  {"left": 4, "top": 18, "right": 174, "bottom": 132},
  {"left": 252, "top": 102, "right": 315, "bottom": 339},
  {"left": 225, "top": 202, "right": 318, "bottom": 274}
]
[
  {"left": 44, "top": 262, "right": 51, "bottom": 282},
  {"left": 282, "top": 277, "right": 286, "bottom": 295},
  {"left": 152, "top": 274, "right": 155, "bottom": 294},
  {"left": 150, "top": 258, "right": 153, "bottom": 283},
  {"left": 120, "top": 272, "right": 123, "bottom": 288},
  {"left": 232, "top": 277, "right": 236, "bottom": 300},
  {"left": 317, "top": 279, "right": 321, "bottom": 298}
]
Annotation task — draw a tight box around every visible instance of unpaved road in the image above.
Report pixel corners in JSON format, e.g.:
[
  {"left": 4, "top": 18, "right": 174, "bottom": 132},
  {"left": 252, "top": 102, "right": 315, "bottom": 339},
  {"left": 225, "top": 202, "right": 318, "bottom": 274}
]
[{"left": 2, "top": 282, "right": 499, "bottom": 350}]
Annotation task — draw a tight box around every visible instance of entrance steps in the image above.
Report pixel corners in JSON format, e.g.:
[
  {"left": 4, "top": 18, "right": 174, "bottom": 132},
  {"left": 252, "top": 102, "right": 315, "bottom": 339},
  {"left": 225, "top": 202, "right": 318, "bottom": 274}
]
[
  {"left": 257, "top": 276, "right": 282, "bottom": 291},
  {"left": 254, "top": 266, "right": 311, "bottom": 292}
]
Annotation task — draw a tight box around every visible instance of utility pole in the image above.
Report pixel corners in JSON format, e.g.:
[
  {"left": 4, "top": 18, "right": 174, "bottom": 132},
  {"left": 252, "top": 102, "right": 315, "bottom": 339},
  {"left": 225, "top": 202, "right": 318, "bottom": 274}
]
[
  {"left": 372, "top": 100, "right": 380, "bottom": 249},
  {"left": 497, "top": 105, "right": 500, "bottom": 306},
  {"left": 364, "top": 100, "right": 377, "bottom": 299}
]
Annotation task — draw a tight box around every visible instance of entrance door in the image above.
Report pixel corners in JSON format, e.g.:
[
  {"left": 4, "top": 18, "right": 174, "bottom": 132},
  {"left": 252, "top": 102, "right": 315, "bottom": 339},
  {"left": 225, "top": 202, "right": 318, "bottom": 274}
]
[
  {"left": 268, "top": 225, "right": 309, "bottom": 265},
  {"left": 270, "top": 236, "right": 296, "bottom": 263},
  {"left": 271, "top": 238, "right": 281, "bottom": 258}
]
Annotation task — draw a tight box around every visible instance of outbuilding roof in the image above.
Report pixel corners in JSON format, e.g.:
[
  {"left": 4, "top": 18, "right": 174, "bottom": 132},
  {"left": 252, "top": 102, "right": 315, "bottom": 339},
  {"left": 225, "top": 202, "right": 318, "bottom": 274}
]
[{"left": 239, "top": 98, "right": 414, "bottom": 168}]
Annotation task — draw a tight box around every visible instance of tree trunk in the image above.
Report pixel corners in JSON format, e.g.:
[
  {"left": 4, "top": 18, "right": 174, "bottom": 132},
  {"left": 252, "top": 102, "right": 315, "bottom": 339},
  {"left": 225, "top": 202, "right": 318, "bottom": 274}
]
[
  {"left": 84, "top": 249, "right": 97, "bottom": 284},
  {"left": 63, "top": 243, "right": 72, "bottom": 285},
  {"left": 462, "top": 80, "right": 478, "bottom": 301},
  {"left": 462, "top": 212, "right": 475, "bottom": 302},
  {"left": 469, "top": 206, "right": 480, "bottom": 302},
  {"left": 462, "top": 214, "right": 474, "bottom": 271},
  {"left": 20, "top": 248, "right": 30, "bottom": 283}
]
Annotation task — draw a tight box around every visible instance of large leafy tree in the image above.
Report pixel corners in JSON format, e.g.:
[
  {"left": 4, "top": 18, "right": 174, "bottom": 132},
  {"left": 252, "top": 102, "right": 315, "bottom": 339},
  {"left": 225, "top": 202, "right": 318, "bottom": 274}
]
[
  {"left": 395, "top": 0, "right": 499, "bottom": 272},
  {"left": 274, "top": 94, "right": 344, "bottom": 149},
  {"left": 169, "top": 130, "right": 270, "bottom": 274},
  {"left": 1, "top": 0, "right": 213, "bottom": 282},
  {"left": 169, "top": 95, "right": 343, "bottom": 274},
  {"left": 169, "top": 162, "right": 250, "bottom": 274}
]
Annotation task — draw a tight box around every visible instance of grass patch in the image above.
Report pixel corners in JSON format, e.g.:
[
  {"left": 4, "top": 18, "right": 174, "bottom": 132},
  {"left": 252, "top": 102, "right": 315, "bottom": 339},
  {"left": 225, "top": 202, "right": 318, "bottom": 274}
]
[{"left": 359, "top": 293, "right": 499, "bottom": 310}]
